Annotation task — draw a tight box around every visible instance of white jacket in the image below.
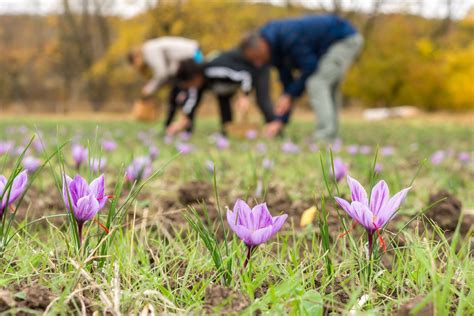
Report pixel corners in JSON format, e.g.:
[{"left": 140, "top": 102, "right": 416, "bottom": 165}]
[{"left": 141, "top": 37, "right": 199, "bottom": 95}]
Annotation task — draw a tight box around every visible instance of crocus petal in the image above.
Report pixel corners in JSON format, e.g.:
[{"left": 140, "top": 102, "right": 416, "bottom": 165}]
[
  {"left": 90, "top": 174, "right": 107, "bottom": 208},
  {"left": 351, "top": 201, "right": 375, "bottom": 232},
  {"left": 69, "top": 175, "right": 90, "bottom": 205},
  {"left": 251, "top": 203, "right": 273, "bottom": 230},
  {"left": 370, "top": 180, "right": 390, "bottom": 216},
  {"left": 250, "top": 226, "right": 274, "bottom": 246},
  {"left": 62, "top": 175, "right": 74, "bottom": 209},
  {"left": 74, "top": 194, "right": 100, "bottom": 223},
  {"left": 347, "top": 175, "right": 368, "bottom": 205},
  {"left": 8, "top": 170, "right": 28, "bottom": 203},
  {"left": 377, "top": 187, "right": 411, "bottom": 226},
  {"left": 271, "top": 214, "right": 288, "bottom": 235},
  {"left": 335, "top": 197, "right": 354, "bottom": 218},
  {"left": 226, "top": 209, "right": 237, "bottom": 230},
  {"left": 233, "top": 199, "right": 253, "bottom": 227},
  {"left": 232, "top": 224, "right": 253, "bottom": 245}
]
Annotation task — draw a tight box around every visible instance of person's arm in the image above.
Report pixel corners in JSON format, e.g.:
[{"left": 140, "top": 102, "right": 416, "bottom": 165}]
[
  {"left": 166, "top": 88, "right": 201, "bottom": 136},
  {"left": 254, "top": 66, "right": 276, "bottom": 123},
  {"left": 283, "top": 46, "right": 318, "bottom": 99},
  {"left": 142, "top": 48, "right": 167, "bottom": 97}
]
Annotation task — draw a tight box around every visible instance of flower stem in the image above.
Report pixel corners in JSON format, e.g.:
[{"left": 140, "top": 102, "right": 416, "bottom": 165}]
[
  {"left": 243, "top": 245, "right": 253, "bottom": 268},
  {"left": 368, "top": 232, "right": 374, "bottom": 259},
  {"left": 77, "top": 221, "right": 84, "bottom": 248}
]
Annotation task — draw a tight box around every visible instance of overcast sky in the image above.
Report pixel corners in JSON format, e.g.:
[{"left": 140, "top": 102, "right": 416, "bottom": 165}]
[{"left": 0, "top": 0, "right": 472, "bottom": 19}]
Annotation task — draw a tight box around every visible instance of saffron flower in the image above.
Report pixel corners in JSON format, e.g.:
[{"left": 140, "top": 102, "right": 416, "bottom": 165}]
[
  {"left": 62, "top": 174, "right": 109, "bottom": 245},
  {"left": 346, "top": 145, "right": 359, "bottom": 155},
  {"left": 256, "top": 142, "right": 267, "bottom": 154},
  {"left": 246, "top": 129, "right": 258, "bottom": 140},
  {"left": 126, "top": 156, "right": 153, "bottom": 183},
  {"left": 176, "top": 143, "right": 194, "bottom": 154},
  {"left": 374, "top": 163, "right": 383, "bottom": 174},
  {"left": 330, "top": 158, "right": 348, "bottom": 182},
  {"left": 205, "top": 160, "right": 215, "bottom": 173},
  {"left": 72, "top": 144, "right": 88, "bottom": 169},
  {"left": 22, "top": 156, "right": 41, "bottom": 173},
  {"left": 359, "top": 145, "right": 372, "bottom": 155},
  {"left": 227, "top": 199, "right": 287, "bottom": 267},
  {"left": 281, "top": 141, "right": 299, "bottom": 154},
  {"left": 0, "top": 141, "right": 14, "bottom": 155},
  {"left": 335, "top": 175, "right": 410, "bottom": 256},
  {"left": 430, "top": 150, "right": 446, "bottom": 165},
  {"left": 458, "top": 151, "right": 470, "bottom": 164},
  {"left": 380, "top": 146, "right": 395, "bottom": 157},
  {"left": 102, "top": 139, "right": 117, "bottom": 152},
  {"left": 91, "top": 157, "right": 106, "bottom": 173},
  {"left": 329, "top": 138, "right": 342, "bottom": 153},
  {"left": 215, "top": 136, "right": 230, "bottom": 150},
  {"left": 0, "top": 170, "right": 28, "bottom": 218},
  {"left": 149, "top": 145, "right": 159, "bottom": 161},
  {"left": 262, "top": 158, "right": 274, "bottom": 170}
]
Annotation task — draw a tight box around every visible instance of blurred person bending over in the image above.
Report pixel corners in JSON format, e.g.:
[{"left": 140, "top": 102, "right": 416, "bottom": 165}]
[
  {"left": 166, "top": 49, "right": 277, "bottom": 136},
  {"left": 127, "top": 36, "right": 204, "bottom": 132},
  {"left": 240, "top": 14, "right": 363, "bottom": 141}
]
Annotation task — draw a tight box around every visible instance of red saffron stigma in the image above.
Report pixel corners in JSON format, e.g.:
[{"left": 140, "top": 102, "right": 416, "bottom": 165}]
[
  {"left": 338, "top": 221, "right": 358, "bottom": 238},
  {"left": 376, "top": 229, "right": 387, "bottom": 252},
  {"left": 94, "top": 218, "right": 110, "bottom": 234}
]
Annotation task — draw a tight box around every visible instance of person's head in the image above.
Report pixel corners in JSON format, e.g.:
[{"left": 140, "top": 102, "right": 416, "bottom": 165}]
[
  {"left": 176, "top": 59, "right": 205, "bottom": 89},
  {"left": 127, "top": 47, "right": 145, "bottom": 72},
  {"left": 240, "top": 31, "right": 270, "bottom": 67}
]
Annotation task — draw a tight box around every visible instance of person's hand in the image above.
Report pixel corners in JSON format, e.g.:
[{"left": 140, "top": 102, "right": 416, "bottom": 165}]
[
  {"left": 235, "top": 95, "right": 250, "bottom": 115},
  {"left": 264, "top": 121, "right": 283, "bottom": 138},
  {"left": 275, "top": 94, "right": 292, "bottom": 116},
  {"left": 141, "top": 86, "right": 153, "bottom": 100},
  {"left": 166, "top": 116, "right": 190, "bottom": 136},
  {"left": 175, "top": 91, "right": 187, "bottom": 104}
]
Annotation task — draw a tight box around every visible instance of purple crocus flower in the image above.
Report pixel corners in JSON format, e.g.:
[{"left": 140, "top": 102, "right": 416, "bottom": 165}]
[
  {"left": 262, "top": 158, "right": 274, "bottom": 170},
  {"left": 330, "top": 158, "right": 348, "bottom": 182},
  {"left": 227, "top": 199, "right": 287, "bottom": 267},
  {"left": 346, "top": 145, "right": 359, "bottom": 155},
  {"left": 102, "top": 140, "right": 117, "bottom": 152},
  {"left": 205, "top": 160, "right": 215, "bottom": 174},
  {"left": 72, "top": 144, "right": 88, "bottom": 170},
  {"left": 359, "top": 145, "right": 372, "bottom": 155},
  {"left": 380, "top": 146, "right": 395, "bottom": 157},
  {"left": 0, "top": 170, "right": 28, "bottom": 218},
  {"left": 329, "top": 138, "right": 342, "bottom": 153},
  {"left": 62, "top": 174, "right": 109, "bottom": 245},
  {"left": 176, "top": 143, "right": 194, "bottom": 154},
  {"left": 335, "top": 176, "right": 410, "bottom": 257},
  {"left": 22, "top": 156, "right": 41, "bottom": 173},
  {"left": 430, "top": 150, "right": 446, "bottom": 165},
  {"left": 0, "top": 141, "right": 14, "bottom": 155},
  {"left": 458, "top": 151, "right": 471, "bottom": 164},
  {"left": 179, "top": 131, "right": 191, "bottom": 142},
  {"left": 215, "top": 136, "right": 230, "bottom": 150},
  {"left": 281, "top": 141, "right": 300, "bottom": 154},
  {"left": 374, "top": 163, "right": 383, "bottom": 174},
  {"left": 149, "top": 145, "right": 159, "bottom": 161},
  {"left": 91, "top": 157, "right": 106, "bottom": 173},
  {"left": 246, "top": 129, "right": 258, "bottom": 140},
  {"left": 126, "top": 156, "right": 153, "bottom": 183}
]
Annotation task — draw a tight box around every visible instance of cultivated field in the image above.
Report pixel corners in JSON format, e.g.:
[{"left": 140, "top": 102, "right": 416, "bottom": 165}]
[{"left": 0, "top": 116, "right": 472, "bottom": 315}]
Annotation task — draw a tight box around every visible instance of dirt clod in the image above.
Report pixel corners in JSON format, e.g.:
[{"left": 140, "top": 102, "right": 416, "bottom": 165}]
[
  {"left": 204, "top": 284, "right": 249, "bottom": 314},
  {"left": 426, "top": 190, "right": 462, "bottom": 232},
  {"left": 397, "top": 295, "right": 434, "bottom": 316},
  {"left": 178, "top": 180, "right": 213, "bottom": 206},
  {"left": 0, "top": 284, "right": 54, "bottom": 313}
]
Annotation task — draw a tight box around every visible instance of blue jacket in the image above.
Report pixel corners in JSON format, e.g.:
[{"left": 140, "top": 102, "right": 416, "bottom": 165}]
[{"left": 260, "top": 15, "right": 357, "bottom": 98}]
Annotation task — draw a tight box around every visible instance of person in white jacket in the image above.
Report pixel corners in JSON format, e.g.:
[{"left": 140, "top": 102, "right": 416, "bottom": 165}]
[{"left": 128, "top": 37, "right": 204, "bottom": 131}]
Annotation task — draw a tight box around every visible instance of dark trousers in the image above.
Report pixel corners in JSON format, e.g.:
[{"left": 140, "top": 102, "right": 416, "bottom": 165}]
[{"left": 164, "top": 85, "right": 203, "bottom": 133}]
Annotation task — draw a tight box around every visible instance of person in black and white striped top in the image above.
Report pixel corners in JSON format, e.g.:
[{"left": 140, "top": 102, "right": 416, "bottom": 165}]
[{"left": 166, "top": 49, "right": 276, "bottom": 136}]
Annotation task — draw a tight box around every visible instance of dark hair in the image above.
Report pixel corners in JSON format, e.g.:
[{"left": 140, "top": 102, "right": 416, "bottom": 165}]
[
  {"left": 176, "top": 59, "right": 204, "bottom": 82},
  {"left": 239, "top": 31, "right": 261, "bottom": 51}
]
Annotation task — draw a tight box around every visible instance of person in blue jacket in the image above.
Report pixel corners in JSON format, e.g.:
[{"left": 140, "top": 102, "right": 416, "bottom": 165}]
[{"left": 240, "top": 14, "right": 363, "bottom": 141}]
